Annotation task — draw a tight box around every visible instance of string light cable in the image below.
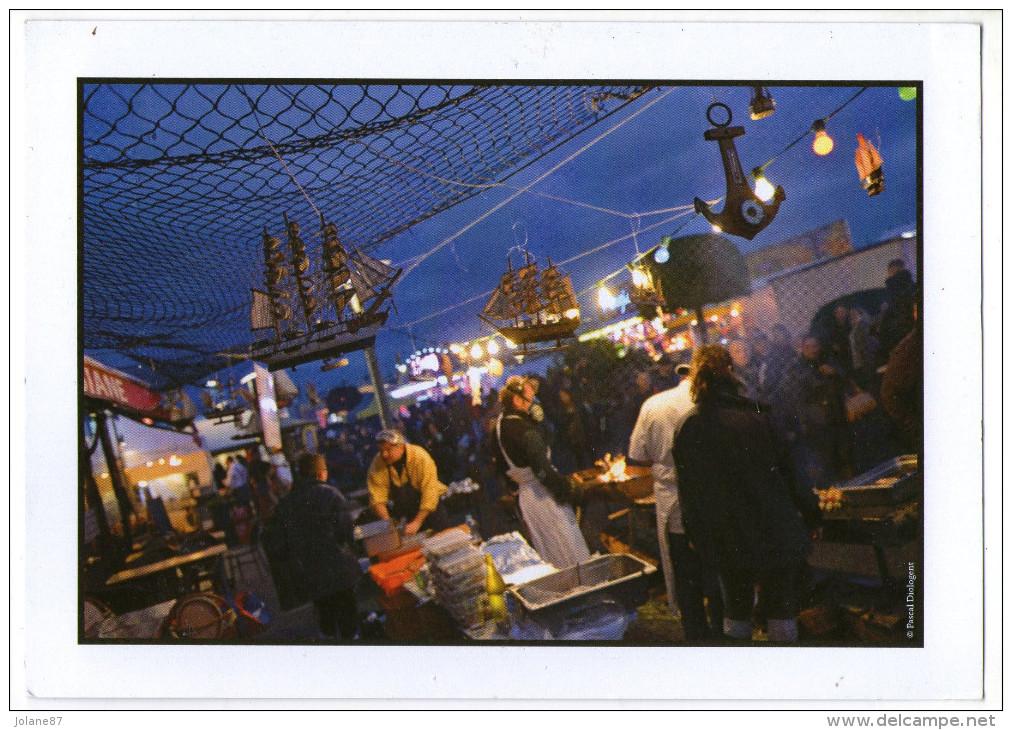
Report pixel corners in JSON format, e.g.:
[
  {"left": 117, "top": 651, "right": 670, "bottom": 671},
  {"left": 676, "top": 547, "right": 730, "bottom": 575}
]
[
  {"left": 397, "top": 204, "right": 698, "bottom": 330},
  {"left": 396, "top": 88, "right": 678, "bottom": 280},
  {"left": 384, "top": 87, "right": 869, "bottom": 348},
  {"left": 752, "top": 86, "right": 869, "bottom": 181}
]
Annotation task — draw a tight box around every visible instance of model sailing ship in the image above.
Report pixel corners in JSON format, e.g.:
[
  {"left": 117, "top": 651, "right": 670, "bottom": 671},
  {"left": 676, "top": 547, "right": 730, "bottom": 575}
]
[
  {"left": 479, "top": 252, "right": 580, "bottom": 353},
  {"left": 250, "top": 214, "right": 401, "bottom": 371}
]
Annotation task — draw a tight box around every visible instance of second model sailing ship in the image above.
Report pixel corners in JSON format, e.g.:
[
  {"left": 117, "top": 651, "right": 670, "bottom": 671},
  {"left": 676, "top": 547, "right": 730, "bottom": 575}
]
[
  {"left": 250, "top": 213, "right": 402, "bottom": 371},
  {"left": 479, "top": 252, "right": 581, "bottom": 354}
]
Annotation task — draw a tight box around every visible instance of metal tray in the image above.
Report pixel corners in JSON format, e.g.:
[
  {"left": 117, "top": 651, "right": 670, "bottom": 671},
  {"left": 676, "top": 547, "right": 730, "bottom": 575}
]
[
  {"left": 355, "top": 520, "right": 400, "bottom": 557},
  {"left": 509, "top": 553, "right": 656, "bottom": 618},
  {"left": 837, "top": 454, "right": 920, "bottom": 506}
]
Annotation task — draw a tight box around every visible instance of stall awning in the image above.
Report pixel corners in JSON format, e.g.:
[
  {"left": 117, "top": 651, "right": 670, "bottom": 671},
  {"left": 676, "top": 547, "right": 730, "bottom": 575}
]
[{"left": 84, "top": 355, "right": 170, "bottom": 421}]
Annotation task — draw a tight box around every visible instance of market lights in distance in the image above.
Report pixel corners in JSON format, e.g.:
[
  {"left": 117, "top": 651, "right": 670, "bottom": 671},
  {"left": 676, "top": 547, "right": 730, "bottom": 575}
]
[{"left": 597, "top": 284, "right": 615, "bottom": 310}]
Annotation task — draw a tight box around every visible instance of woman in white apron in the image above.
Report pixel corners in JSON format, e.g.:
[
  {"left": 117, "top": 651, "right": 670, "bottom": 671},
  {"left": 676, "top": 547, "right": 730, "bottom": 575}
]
[{"left": 494, "top": 376, "right": 590, "bottom": 569}]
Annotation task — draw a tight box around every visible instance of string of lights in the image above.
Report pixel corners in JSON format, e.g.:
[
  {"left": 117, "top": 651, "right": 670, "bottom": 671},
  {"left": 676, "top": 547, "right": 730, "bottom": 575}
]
[
  {"left": 384, "top": 86, "right": 879, "bottom": 370},
  {"left": 753, "top": 86, "right": 869, "bottom": 177}
]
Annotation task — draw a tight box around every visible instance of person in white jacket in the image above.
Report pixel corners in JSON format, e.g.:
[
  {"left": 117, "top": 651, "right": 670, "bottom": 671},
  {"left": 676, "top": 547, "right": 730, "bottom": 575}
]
[
  {"left": 269, "top": 447, "right": 294, "bottom": 498},
  {"left": 628, "top": 363, "right": 723, "bottom": 642}
]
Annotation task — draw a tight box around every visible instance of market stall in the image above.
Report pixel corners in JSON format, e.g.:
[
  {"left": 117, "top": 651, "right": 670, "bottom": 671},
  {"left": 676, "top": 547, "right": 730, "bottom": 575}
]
[{"left": 354, "top": 522, "right": 657, "bottom": 642}]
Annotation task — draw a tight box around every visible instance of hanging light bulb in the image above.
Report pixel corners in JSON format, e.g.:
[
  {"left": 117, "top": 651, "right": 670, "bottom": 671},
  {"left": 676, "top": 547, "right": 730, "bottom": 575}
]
[
  {"left": 449, "top": 343, "right": 464, "bottom": 355},
  {"left": 812, "top": 119, "right": 834, "bottom": 156},
  {"left": 653, "top": 237, "right": 670, "bottom": 264},
  {"left": 752, "top": 167, "right": 777, "bottom": 202},
  {"left": 470, "top": 342, "right": 484, "bottom": 360},
  {"left": 597, "top": 284, "right": 615, "bottom": 310},
  {"left": 748, "top": 85, "right": 776, "bottom": 120},
  {"left": 711, "top": 224, "right": 723, "bottom": 234},
  {"left": 486, "top": 338, "right": 499, "bottom": 356},
  {"left": 631, "top": 267, "right": 649, "bottom": 287},
  {"left": 564, "top": 307, "right": 580, "bottom": 320}
]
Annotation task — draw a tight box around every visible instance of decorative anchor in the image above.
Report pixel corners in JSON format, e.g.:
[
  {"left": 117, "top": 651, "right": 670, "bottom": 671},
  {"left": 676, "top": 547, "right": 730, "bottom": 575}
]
[{"left": 693, "top": 102, "right": 785, "bottom": 240}]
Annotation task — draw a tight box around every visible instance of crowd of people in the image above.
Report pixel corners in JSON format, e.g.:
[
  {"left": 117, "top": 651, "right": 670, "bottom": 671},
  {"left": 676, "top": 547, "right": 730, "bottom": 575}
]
[{"left": 211, "top": 259, "right": 920, "bottom": 643}]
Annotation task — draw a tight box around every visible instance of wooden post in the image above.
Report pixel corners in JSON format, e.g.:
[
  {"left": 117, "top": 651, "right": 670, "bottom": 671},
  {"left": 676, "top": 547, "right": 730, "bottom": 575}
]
[
  {"left": 95, "top": 410, "right": 135, "bottom": 545},
  {"left": 364, "top": 345, "right": 392, "bottom": 430}
]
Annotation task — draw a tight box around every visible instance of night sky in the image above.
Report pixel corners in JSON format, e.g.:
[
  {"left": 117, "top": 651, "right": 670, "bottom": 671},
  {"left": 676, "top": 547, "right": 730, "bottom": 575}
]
[{"left": 318, "top": 83, "right": 918, "bottom": 389}]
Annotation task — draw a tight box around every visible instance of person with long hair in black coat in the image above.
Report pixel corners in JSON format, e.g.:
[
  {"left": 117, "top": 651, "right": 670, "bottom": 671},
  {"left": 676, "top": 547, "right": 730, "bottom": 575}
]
[{"left": 673, "top": 345, "right": 822, "bottom": 643}]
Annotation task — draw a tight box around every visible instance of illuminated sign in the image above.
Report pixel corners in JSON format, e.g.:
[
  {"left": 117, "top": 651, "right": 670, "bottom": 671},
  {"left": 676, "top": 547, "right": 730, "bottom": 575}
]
[
  {"left": 254, "top": 363, "right": 283, "bottom": 451},
  {"left": 406, "top": 348, "right": 455, "bottom": 381},
  {"left": 83, "top": 356, "right": 169, "bottom": 418}
]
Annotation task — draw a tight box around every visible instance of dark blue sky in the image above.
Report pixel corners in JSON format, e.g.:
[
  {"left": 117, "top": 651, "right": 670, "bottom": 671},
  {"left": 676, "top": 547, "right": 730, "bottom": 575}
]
[{"left": 309, "top": 83, "right": 918, "bottom": 392}]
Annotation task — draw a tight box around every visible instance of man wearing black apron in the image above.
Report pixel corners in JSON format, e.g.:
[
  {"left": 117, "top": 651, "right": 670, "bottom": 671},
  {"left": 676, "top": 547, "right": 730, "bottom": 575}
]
[{"left": 366, "top": 429, "right": 449, "bottom": 535}]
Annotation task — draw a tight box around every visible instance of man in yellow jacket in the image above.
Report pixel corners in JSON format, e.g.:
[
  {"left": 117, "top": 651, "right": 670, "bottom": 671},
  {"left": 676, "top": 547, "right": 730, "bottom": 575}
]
[{"left": 366, "top": 429, "right": 449, "bottom": 535}]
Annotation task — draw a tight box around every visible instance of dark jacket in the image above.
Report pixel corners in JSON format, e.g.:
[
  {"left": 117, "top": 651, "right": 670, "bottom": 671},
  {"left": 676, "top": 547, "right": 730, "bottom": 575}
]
[
  {"left": 673, "top": 387, "right": 821, "bottom": 574},
  {"left": 880, "top": 326, "right": 922, "bottom": 452},
  {"left": 879, "top": 268, "right": 917, "bottom": 357},
  {"left": 262, "top": 478, "right": 360, "bottom": 610},
  {"left": 496, "top": 409, "right": 576, "bottom": 504},
  {"left": 779, "top": 354, "right": 848, "bottom": 435}
]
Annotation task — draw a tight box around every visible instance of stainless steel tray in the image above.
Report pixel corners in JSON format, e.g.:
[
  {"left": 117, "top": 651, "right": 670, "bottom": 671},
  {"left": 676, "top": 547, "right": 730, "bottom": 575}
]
[
  {"left": 837, "top": 454, "right": 920, "bottom": 506},
  {"left": 509, "top": 553, "right": 656, "bottom": 617}
]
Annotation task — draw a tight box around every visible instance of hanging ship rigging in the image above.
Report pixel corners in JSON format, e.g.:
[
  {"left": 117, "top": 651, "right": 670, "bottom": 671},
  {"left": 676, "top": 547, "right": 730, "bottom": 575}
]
[
  {"left": 250, "top": 213, "right": 401, "bottom": 371},
  {"left": 479, "top": 252, "right": 581, "bottom": 353}
]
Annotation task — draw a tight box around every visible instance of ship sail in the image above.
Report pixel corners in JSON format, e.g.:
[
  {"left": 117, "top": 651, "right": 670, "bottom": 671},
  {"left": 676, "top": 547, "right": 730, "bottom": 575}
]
[
  {"left": 348, "top": 265, "right": 378, "bottom": 303},
  {"left": 482, "top": 287, "right": 511, "bottom": 322},
  {"left": 543, "top": 270, "right": 577, "bottom": 316},
  {"left": 251, "top": 289, "right": 274, "bottom": 330},
  {"left": 483, "top": 265, "right": 521, "bottom": 321},
  {"left": 350, "top": 249, "right": 398, "bottom": 291},
  {"left": 321, "top": 222, "right": 353, "bottom": 321},
  {"left": 321, "top": 223, "right": 351, "bottom": 280},
  {"left": 539, "top": 256, "right": 578, "bottom": 317},
  {"left": 516, "top": 261, "right": 542, "bottom": 317},
  {"left": 540, "top": 260, "right": 560, "bottom": 309}
]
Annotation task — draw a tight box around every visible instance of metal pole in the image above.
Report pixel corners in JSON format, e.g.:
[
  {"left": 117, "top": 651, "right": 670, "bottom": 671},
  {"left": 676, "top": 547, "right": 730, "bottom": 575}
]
[
  {"left": 696, "top": 306, "right": 708, "bottom": 345},
  {"left": 81, "top": 436, "right": 113, "bottom": 552},
  {"left": 363, "top": 345, "right": 392, "bottom": 430},
  {"left": 95, "top": 410, "right": 134, "bottom": 545}
]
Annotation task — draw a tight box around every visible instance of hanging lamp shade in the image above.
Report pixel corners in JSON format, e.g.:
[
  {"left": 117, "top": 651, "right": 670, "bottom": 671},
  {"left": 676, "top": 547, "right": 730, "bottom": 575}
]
[
  {"left": 748, "top": 86, "right": 776, "bottom": 120},
  {"left": 855, "top": 133, "right": 885, "bottom": 196}
]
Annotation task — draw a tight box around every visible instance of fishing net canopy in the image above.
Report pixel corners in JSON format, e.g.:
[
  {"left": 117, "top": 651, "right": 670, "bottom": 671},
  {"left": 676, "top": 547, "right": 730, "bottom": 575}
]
[{"left": 82, "top": 82, "right": 652, "bottom": 388}]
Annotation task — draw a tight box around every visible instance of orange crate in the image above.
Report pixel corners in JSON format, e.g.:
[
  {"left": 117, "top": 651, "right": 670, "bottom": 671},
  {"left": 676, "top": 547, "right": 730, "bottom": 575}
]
[{"left": 368, "top": 550, "right": 425, "bottom": 596}]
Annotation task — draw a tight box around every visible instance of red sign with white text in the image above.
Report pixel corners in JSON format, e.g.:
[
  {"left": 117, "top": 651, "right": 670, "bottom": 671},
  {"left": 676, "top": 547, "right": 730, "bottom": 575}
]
[{"left": 83, "top": 357, "right": 167, "bottom": 416}]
